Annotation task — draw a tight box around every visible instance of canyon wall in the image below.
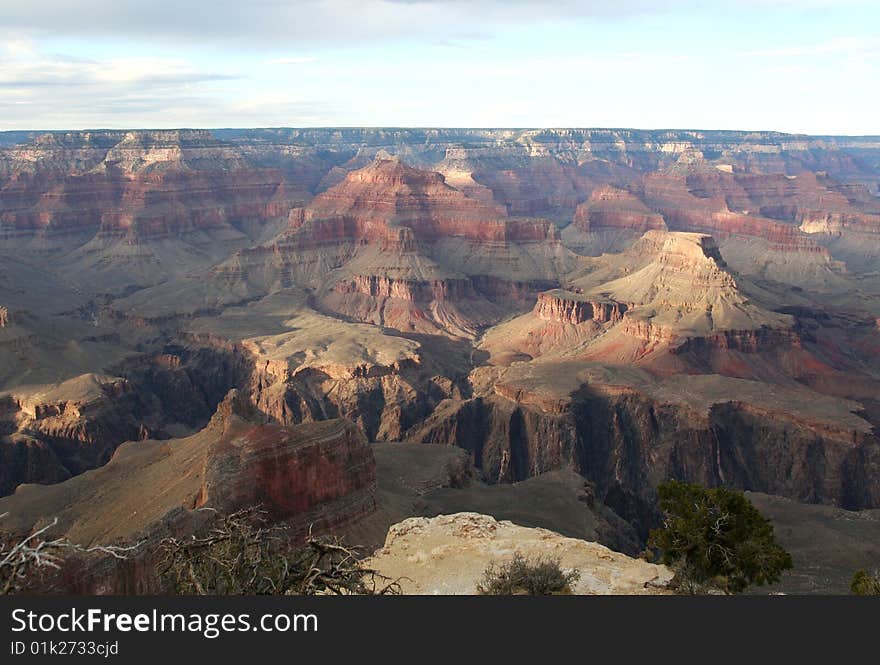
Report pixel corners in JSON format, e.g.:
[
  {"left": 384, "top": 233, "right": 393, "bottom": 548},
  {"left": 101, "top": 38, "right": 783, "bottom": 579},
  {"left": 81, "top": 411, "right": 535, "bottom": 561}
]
[{"left": 408, "top": 389, "right": 880, "bottom": 537}]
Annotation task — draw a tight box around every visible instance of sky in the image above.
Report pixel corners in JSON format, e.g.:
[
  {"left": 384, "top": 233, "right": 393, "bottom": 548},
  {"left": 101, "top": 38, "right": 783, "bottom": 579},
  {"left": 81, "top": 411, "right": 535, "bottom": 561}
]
[{"left": 0, "top": 0, "right": 877, "bottom": 134}]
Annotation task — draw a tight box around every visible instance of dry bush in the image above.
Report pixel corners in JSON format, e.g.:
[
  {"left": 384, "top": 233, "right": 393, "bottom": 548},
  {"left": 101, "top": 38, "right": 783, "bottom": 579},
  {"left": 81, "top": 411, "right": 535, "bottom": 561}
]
[
  {"left": 478, "top": 553, "right": 579, "bottom": 595},
  {"left": 0, "top": 513, "right": 139, "bottom": 595},
  {"left": 158, "top": 507, "right": 400, "bottom": 595}
]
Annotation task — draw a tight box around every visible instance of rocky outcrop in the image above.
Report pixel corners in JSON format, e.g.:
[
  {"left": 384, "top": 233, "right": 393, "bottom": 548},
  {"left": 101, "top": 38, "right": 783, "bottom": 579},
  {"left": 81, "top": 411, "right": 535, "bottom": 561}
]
[
  {"left": 0, "top": 390, "right": 377, "bottom": 593},
  {"left": 572, "top": 185, "right": 666, "bottom": 233},
  {"left": 364, "top": 513, "right": 673, "bottom": 594},
  {"left": 176, "top": 318, "right": 462, "bottom": 443},
  {"left": 286, "top": 157, "right": 555, "bottom": 245},
  {"left": 575, "top": 231, "right": 795, "bottom": 346},
  {"left": 0, "top": 374, "right": 161, "bottom": 496},
  {"left": 242, "top": 353, "right": 450, "bottom": 443},
  {"left": 534, "top": 290, "right": 627, "bottom": 325},
  {"left": 407, "top": 386, "right": 880, "bottom": 536},
  {"left": 0, "top": 306, "right": 8, "bottom": 327},
  {"left": 197, "top": 390, "right": 377, "bottom": 525},
  {"left": 671, "top": 327, "right": 802, "bottom": 354}
]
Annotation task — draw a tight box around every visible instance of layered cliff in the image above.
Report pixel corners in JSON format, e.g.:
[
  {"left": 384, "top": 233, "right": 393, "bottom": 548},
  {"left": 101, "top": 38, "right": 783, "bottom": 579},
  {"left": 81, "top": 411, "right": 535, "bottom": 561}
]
[
  {"left": 407, "top": 367, "right": 880, "bottom": 529},
  {"left": 280, "top": 157, "right": 566, "bottom": 251},
  {"left": 0, "top": 390, "right": 377, "bottom": 592},
  {"left": 577, "top": 230, "right": 794, "bottom": 345},
  {"left": 534, "top": 290, "right": 627, "bottom": 325},
  {"left": 224, "top": 158, "right": 575, "bottom": 335},
  {"left": 572, "top": 185, "right": 666, "bottom": 234},
  {"left": 1, "top": 125, "right": 879, "bottom": 575},
  {"left": 0, "top": 374, "right": 162, "bottom": 496}
]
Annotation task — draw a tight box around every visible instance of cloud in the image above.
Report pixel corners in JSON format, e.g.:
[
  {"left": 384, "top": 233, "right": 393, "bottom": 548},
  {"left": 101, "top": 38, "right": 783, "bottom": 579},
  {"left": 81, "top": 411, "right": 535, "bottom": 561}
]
[
  {"left": 0, "top": 39, "right": 251, "bottom": 129},
  {"left": 4, "top": 1, "right": 871, "bottom": 50},
  {"left": 264, "top": 57, "right": 319, "bottom": 66},
  {"left": 0, "top": 1, "right": 877, "bottom": 133}
]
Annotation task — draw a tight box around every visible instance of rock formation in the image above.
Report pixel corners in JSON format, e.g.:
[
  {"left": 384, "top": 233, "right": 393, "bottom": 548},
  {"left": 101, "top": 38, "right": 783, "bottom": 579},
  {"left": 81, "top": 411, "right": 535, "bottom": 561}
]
[
  {"left": 1, "top": 126, "right": 879, "bottom": 595},
  {"left": 534, "top": 290, "right": 627, "bottom": 325},
  {"left": 572, "top": 230, "right": 794, "bottom": 348},
  {"left": 0, "top": 374, "right": 160, "bottom": 495},
  {"left": 563, "top": 185, "right": 667, "bottom": 255},
  {"left": 365, "top": 513, "right": 672, "bottom": 594},
  {"left": 225, "top": 157, "right": 574, "bottom": 336},
  {"left": 0, "top": 390, "right": 376, "bottom": 592}
]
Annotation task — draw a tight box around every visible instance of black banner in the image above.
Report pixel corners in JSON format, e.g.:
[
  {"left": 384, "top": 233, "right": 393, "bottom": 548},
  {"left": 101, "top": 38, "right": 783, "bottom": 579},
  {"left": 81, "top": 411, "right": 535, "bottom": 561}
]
[{"left": 0, "top": 595, "right": 875, "bottom": 662}]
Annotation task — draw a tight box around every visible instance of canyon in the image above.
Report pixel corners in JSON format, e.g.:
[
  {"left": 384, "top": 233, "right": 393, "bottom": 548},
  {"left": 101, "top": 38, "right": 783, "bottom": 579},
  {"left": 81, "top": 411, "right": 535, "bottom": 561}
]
[{"left": 0, "top": 128, "right": 878, "bottom": 593}]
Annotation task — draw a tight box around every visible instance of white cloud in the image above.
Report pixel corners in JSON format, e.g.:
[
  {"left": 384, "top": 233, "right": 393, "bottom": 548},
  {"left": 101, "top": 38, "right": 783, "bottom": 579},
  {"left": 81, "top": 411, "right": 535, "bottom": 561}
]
[
  {"left": 0, "top": 39, "right": 246, "bottom": 129},
  {"left": 264, "top": 57, "right": 319, "bottom": 65}
]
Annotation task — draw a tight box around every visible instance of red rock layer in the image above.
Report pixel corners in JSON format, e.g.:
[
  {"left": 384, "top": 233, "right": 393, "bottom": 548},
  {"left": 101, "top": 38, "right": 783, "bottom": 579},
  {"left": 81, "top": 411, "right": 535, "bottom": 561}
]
[
  {"left": 199, "top": 392, "right": 376, "bottom": 524},
  {"left": 280, "top": 158, "right": 560, "bottom": 248},
  {"left": 671, "top": 328, "right": 803, "bottom": 354},
  {"left": 636, "top": 174, "right": 827, "bottom": 253},
  {"left": 0, "top": 390, "right": 378, "bottom": 593},
  {"left": 572, "top": 185, "right": 666, "bottom": 233},
  {"left": 0, "top": 170, "right": 301, "bottom": 238},
  {"left": 334, "top": 274, "right": 478, "bottom": 302},
  {"left": 534, "top": 291, "right": 627, "bottom": 325}
]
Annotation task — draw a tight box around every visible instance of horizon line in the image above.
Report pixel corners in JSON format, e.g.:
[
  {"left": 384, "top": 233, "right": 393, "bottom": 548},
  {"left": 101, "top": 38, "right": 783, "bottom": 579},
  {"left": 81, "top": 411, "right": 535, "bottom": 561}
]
[{"left": 2, "top": 126, "right": 879, "bottom": 139}]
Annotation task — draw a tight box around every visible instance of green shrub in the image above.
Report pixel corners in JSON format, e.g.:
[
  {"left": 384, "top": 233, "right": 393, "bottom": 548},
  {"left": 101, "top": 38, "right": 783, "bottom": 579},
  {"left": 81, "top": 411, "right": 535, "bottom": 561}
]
[
  {"left": 648, "top": 480, "right": 793, "bottom": 594},
  {"left": 851, "top": 569, "right": 880, "bottom": 596},
  {"left": 478, "top": 553, "right": 579, "bottom": 595}
]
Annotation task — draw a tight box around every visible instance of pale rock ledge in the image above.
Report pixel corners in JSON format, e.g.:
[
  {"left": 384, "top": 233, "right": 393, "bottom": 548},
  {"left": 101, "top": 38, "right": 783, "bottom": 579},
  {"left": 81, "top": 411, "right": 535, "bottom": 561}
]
[{"left": 365, "top": 513, "right": 673, "bottom": 595}]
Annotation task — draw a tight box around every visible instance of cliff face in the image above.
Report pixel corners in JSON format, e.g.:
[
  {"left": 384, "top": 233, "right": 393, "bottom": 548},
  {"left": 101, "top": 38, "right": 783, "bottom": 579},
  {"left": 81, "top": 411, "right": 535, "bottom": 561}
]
[
  {"left": 0, "top": 390, "right": 377, "bottom": 593},
  {"left": 0, "top": 375, "right": 161, "bottom": 495},
  {"left": 0, "top": 169, "right": 300, "bottom": 238},
  {"left": 198, "top": 391, "right": 376, "bottom": 526},
  {"left": 572, "top": 185, "right": 666, "bottom": 234},
  {"left": 2, "top": 126, "right": 880, "bottom": 576},
  {"left": 0, "top": 130, "right": 306, "bottom": 238},
  {"left": 407, "top": 387, "right": 880, "bottom": 533},
  {"left": 282, "top": 157, "right": 561, "bottom": 247},
  {"left": 534, "top": 290, "right": 627, "bottom": 325}
]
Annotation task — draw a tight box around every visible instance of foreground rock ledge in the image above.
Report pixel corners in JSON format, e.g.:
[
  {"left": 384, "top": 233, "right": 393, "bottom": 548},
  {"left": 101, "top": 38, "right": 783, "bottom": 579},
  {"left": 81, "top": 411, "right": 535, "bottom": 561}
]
[{"left": 365, "top": 513, "right": 673, "bottom": 595}]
